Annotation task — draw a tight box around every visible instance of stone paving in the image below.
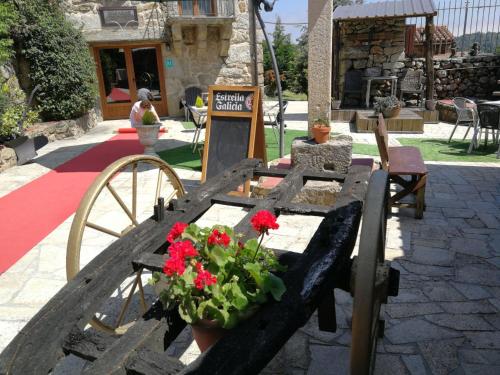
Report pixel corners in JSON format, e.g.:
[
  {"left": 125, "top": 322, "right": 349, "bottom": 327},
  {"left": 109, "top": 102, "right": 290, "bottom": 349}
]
[{"left": 0, "top": 104, "right": 499, "bottom": 374}]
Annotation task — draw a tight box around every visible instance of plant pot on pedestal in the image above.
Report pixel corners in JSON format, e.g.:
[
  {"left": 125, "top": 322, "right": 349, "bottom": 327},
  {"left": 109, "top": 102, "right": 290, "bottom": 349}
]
[
  {"left": 135, "top": 124, "right": 161, "bottom": 156},
  {"left": 311, "top": 119, "right": 331, "bottom": 144},
  {"left": 382, "top": 107, "right": 401, "bottom": 118},
  {"left": 425, "top": 99, "right": 437, "bottom": 111}
]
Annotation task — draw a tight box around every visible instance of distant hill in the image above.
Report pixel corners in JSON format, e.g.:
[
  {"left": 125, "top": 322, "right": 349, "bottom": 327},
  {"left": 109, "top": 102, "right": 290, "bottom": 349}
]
[{"left": 455, "top": 32, "right": 500, "bottom": 54}]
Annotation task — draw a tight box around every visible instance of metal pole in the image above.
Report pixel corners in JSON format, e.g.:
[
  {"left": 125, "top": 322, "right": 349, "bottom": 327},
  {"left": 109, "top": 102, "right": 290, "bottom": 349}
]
[
  {"left": 248, "top": 0, "right": 259, "bottom": 86},
  {"left": 462, "top": 0, "right": 470, "bottom": 55},
  {"left": 253, "top": 0, "right": 285, "bottom": 158}
]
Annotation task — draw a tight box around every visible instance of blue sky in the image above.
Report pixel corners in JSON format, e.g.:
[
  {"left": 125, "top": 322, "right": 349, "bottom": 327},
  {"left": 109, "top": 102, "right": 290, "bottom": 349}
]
[{"left": 261, "top": 0, "right": 500, "bottom": 42}]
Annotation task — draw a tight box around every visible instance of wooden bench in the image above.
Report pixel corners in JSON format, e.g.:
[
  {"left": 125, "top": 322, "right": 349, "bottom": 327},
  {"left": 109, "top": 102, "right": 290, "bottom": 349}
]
[{"left": 374, "top": 114, "right": 427, "bottom": 219}]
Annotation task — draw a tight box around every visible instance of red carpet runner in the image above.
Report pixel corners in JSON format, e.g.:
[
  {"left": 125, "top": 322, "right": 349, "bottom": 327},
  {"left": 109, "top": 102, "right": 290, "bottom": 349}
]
[{"left": 0, "top": 134, "right": 143, "bottom": 274}]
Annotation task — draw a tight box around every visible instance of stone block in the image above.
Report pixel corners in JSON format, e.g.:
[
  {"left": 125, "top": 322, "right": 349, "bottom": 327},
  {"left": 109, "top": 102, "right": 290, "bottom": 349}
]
[
  {"left": 0, "top": 147, "right": 17, "bottom": 172},
  {"left": 291, "top": 135, "right": 353, "bottom": 174},
  {"left": 291, "top": 180, "right": 342, "bottom": 206}
]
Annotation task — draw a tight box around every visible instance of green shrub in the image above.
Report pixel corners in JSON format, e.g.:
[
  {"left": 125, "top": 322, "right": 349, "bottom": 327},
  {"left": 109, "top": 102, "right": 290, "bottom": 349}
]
[
  {"left": 195, "top": 96, "right": 204, "bottom": 108},
  {"left": 0, "top": 79, "right": 39, "bottom": 137},
  {"left": 141, "top": 110, "right": 157, "bottom": 125},
  {"left": 11, "top": 0, "right": 97, "bottom": 121},
  {"left": 0, "top": 2, "right": 18, "bottom": 65}
]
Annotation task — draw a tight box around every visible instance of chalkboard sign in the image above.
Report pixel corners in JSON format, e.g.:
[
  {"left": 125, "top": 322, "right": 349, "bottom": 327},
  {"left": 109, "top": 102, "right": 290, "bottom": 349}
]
[{"left": 202, "top": 86, "right": 264, "bottom": 183}]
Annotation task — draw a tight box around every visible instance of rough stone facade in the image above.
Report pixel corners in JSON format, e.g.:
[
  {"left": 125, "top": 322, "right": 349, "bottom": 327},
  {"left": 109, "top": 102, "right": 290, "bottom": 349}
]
[
  {"left": 63, "top": 0, "right": 262, "bottom": 116},
  {"left": 339, "top": 18, "right": 406, "bottom": 106},
  {"left": 0, "top": 146, "right": 17, "bottom": 172}
]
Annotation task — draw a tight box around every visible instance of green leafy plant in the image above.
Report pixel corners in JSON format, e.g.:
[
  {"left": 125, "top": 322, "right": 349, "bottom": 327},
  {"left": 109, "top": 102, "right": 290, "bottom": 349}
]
[
  {"left": 0, "top": 2, "right": 18, "bottom": 65},
  {"left": 141, "top": 110, "right": 157, "bottom": 125},
  {"left": 195, "top": 96, "right": 204, "bottom": 108},
  {"left": 313, "top": 118, "right": 330, "bottom": 128},
  {"left": 0, "top": 79, "right": 38, "bottom": 138},
  {"left": 10, "top": 0, "right": 97, "bottom": 121},
  {"left": 373, "top": 96, "right": 401, "bottom": 114},
  {"left": 151, "top": 210, "right": 287, "bottom": 329}
]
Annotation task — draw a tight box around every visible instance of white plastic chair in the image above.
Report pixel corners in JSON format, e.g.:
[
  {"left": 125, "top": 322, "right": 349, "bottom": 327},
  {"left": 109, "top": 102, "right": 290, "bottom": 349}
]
[{"left": 448, "top": 98, "right": 478, "bottom": 145}]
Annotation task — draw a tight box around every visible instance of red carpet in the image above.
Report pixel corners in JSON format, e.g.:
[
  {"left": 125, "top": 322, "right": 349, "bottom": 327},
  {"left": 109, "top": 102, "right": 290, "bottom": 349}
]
[{"left": 0, "top": 134, "right": 143, "bottom": 274}]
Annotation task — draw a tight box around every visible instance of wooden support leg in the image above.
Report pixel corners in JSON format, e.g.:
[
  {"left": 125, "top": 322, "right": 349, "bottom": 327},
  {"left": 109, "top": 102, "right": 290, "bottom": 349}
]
[
  {"left": 415, "top": 175, "right": 427, "bottom": 219},
  {"left": 317, "top": 289, "right": 337, "bottom": 332}
]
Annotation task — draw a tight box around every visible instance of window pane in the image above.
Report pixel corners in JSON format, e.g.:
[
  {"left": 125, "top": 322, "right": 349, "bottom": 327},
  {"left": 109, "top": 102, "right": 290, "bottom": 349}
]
[
  {"left": 181, "top": 0, "right": 194, "bottom": 16},
  {"left": 132, "top": 47, "right": 162, "bottom": 101},
  {"left": 198, "top": 0, "right": 213, "bottom": 15},
  {"left": 99, "top": 48, "right": 131, "bottom": 104}
]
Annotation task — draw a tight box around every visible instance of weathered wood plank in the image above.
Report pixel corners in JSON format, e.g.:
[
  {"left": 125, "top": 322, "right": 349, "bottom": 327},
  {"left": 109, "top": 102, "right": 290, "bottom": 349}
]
[
  {"left": 82, "top": 303, "right": 186, "bottom": 375},
  {"left": 210, "top": 194, "right": 257, "bottom": 208},
  {"left": 0, "top": 159, "right": 259, "bottom": 375},
  {"left": 125, "top": 348, "right": 185, "bottom": 375},
  {"left": 63, "top": 328, "right": 119, "bottom": 361},
  {"left": 275, "top": 202, "right": 333, "bottom": 216},
  {"left": 132, "top": 253, "right": 165, "bottom": 273},
  {"left": 253, "top": 167, "right": 345, "bottom": 182}
]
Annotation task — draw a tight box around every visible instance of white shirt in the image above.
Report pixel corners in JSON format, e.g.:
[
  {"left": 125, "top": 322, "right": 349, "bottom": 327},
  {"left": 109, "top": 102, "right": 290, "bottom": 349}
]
[{"left": 129, "top": 101, "right": 160, "bottom": 127}]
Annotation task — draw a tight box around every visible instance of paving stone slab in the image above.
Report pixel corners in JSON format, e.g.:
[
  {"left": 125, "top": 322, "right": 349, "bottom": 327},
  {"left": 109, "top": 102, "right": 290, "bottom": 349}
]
[
  {"left": 418, "top": 338, "right": 464, "bottom": 375},
  {"left": 389, "top": 289, "right": 429, "bottom": 303},
  {"left": 439, "top": 300, "right": 497, "bottom": 314},
  {"left": 411, "top": 246, "right": 454, "bottom": 266},
  {"left": 386, "top": 303, "right": 444, "bottom": 319},
  {"left": 385, "top": 319, "right": 463, "bottom": 344},
  {"left": 464, "top": 332, "right": 500, "bottom": 349},
  {"left": 384, "top": 344, "right": 418, "bottom": 355},
  {"left": 461, "top": 363, "right": 500, "bottom": 375},
  {"left": 451, "top": 282, "right": 492, "bottom": 300},
  {"left": 456, "top": 265, "right": 500, "bottom": 286},
  {"left": 442, "top": 208, "right": 476, "bottom": 219},
  {"left": 422, "top": 281, "right": 467, "bottom": 302},
  {"left": 374, "top": 354, "right": 409, "bottom": 375},
  {"left": 402, "top": 354, "right": 428, "bottom": 375},
  {"left": 398, "top": 260, "right": 455, "bottom": 277},
  {"left": 307, "top": 345, "right": 349, "bottom": 375},
  {"left": 450, "top": 238, "right": 492, "bottom": 258},
  {"left": 425, "top": 314, "right": 493, "bottom": 331}
]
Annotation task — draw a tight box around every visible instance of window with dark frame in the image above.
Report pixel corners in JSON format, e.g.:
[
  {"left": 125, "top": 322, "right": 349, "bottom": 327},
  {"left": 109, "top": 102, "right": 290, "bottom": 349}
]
[
  {"left": 178, "top": 0, "right": 217, "bottom": 16},
  {"left": 99, "top": 7, "right": 138, "bottom": 27}
]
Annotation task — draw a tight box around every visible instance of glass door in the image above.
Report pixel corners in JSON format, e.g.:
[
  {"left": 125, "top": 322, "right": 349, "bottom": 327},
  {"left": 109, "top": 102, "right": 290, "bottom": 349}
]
[{"left": 95, "top": 44, "right": 168, "bottom": 120}]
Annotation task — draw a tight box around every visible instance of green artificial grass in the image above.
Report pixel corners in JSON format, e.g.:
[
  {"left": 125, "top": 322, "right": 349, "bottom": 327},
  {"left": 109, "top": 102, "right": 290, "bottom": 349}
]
[
  {"left": 398, "top": 138, "right": 500, "bottom": 162},
  {"left": 159, "top": 130, "right": 499, "bottom": 171}
]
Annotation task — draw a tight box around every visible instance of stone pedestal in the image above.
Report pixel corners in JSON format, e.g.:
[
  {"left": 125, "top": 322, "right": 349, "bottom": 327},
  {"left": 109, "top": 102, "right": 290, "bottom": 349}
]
[
  {"left": 291, "top": 135, "right": 353, "bottom": 174},
  {"left": 291, "top": 180, "right": 342, "bottom": 206}
]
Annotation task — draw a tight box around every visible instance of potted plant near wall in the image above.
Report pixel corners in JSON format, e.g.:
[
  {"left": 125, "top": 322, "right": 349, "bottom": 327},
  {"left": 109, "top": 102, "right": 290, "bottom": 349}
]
[
  {"left": 151, "top": 210, "right": 286, "bottom": 352},
  {"left": 425, "top": 97, "right": 437, "bottom": 111},
  {"left": 374, "top": 96, "right": 401, "bottom": 118},
  {"left": 135, "top": 110, "right": 161, "bottom": 156},
  {"left": 311, "top": 118, "right": 331, "bottom": 144}
]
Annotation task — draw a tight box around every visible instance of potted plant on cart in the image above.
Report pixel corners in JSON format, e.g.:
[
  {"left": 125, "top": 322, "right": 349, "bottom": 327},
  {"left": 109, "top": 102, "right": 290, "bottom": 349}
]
[
  {"left": 311, "top": 118, "right": 331, "bottom": 144},
  {"left": 151, "top": 210, "right": 286, "bottom": 352},
  {"left": 135, "top": 110, "right": 161, "bottom": 156},
  {"left": 374, "top": 96, "right": 401, "bottom": 118}
]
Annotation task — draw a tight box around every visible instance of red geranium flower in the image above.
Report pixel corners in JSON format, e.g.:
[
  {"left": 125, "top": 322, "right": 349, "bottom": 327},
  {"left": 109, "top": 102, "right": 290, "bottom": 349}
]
[
  {"left": 167, "top": 222, "right": 188, "bottom": 243},
  {"left": 163, "top": 256, "right": 186, "bottom": 276},
  {"left": 168, "top": 240, "right": 198, "bottom": 259},
  {"left": 250, "top": 210, "right": 279, "bottom": 234},
  {"left": 194, "top": 268, "right": 217, "bottom": 290},
  {"left": 207, "top": 229, "right": 231, "bottom": 247}
]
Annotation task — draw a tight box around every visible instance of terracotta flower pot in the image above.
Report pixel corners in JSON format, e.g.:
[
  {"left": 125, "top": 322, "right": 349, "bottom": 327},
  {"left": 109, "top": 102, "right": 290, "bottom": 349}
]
[
  {"left": 382, "top": 107, "right": 401, "bottom": 118},
  {"left": 191, "top": 319, "right": 227, "bottom": 352},
  {"left": 425, "top": 99, "right": 437, "bottom": 111},
  {"left": 312, "top": 125, "right": 331, "bottom": 144}
]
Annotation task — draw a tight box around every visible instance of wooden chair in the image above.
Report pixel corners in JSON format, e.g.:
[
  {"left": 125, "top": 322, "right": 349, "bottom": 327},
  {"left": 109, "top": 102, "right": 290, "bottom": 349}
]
[
  {"left": 374, "top": 114, "right": 427, "bottom": 219},
  {"left": 187, "top": 105, "right": 207, "bottom": 154}
]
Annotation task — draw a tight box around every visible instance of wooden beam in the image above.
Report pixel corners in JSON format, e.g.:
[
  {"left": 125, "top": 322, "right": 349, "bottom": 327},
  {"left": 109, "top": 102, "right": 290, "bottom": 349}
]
[{"left": 425, "top": 15, "right": 434, "bottom": 100}]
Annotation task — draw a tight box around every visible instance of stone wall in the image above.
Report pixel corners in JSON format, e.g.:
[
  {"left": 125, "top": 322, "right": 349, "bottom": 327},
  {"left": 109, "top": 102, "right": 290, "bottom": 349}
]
[
  {"left": 63, "top": 0, "right": 262, "bottom": 116},
  {"left": 339, "top": 18, "right": 406, "bottom": 106}
]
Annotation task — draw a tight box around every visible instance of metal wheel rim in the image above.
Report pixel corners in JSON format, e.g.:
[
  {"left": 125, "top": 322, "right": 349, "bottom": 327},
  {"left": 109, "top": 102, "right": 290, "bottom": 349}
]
[{"left": 66, "top": 155, "right": 185, "bottom": 333}]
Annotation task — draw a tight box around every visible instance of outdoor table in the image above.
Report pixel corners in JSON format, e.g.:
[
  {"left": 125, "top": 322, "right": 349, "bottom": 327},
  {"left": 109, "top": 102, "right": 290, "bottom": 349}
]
[{"left": 362, "top": 75, "right": 398, "bottom": 108}]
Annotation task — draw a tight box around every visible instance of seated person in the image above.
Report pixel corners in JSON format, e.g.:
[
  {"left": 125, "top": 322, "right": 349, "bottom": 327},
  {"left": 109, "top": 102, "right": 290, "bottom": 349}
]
[
  {"left": 129, "top": 99, "right": 160, "bottom": 127},
  {"left": 137, "top": 88, "right": 154, "bottom": 101}
]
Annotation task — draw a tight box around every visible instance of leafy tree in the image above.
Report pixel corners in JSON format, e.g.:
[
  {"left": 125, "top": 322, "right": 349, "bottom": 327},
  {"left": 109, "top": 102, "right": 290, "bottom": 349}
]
[
  {"left": 455, "top": 32, "right": 500, "bottom": 54},
  {"left": 0, "top": 2, "right": 18, "bottom": 65},
  {"left": 289, "top": 27, "right": 308, "bottom": 95},
  {"left": 10, "top": 0, "right": 97, "bottom": 121},
  {"left": 263, "top": 17, "right": 296, "bottom": 92}
]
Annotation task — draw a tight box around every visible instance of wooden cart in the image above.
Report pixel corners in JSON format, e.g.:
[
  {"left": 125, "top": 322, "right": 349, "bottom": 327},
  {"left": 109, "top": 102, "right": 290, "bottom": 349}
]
[{"left": 0, "top": 157, "right": 399, "bottom": 375}]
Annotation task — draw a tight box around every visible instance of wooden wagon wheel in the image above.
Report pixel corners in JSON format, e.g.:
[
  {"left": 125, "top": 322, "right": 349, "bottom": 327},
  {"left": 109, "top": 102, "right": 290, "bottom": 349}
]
[
  {"left": 66, "top": 155, "right": 185, "bottom": 334},
  {"left": 350, "top": 170, "right": 390, "bottom": 374}
]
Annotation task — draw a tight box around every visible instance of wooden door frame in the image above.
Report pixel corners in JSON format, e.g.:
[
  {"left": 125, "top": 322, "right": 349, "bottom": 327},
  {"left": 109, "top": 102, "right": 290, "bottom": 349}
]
[{"left": 93, "top": 43, "right": 168, "bottom": 120}]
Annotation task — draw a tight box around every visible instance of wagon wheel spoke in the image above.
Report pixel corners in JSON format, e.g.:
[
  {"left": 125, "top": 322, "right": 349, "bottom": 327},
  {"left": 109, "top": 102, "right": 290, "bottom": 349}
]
[
  {"left": 106, "top": 181, "right": 139, "bottom": 227},
  {"left": 85, "top": 221, "right": 122, "bottom": 238},
  {"left": 67, "top": 155, "right": 186, "bottom": 334}
]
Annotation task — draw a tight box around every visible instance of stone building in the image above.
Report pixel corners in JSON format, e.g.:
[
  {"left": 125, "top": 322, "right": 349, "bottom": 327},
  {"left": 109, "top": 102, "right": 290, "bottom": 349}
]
[{"left": 63, "top": 0, "right": 262, "bottom": 120}]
